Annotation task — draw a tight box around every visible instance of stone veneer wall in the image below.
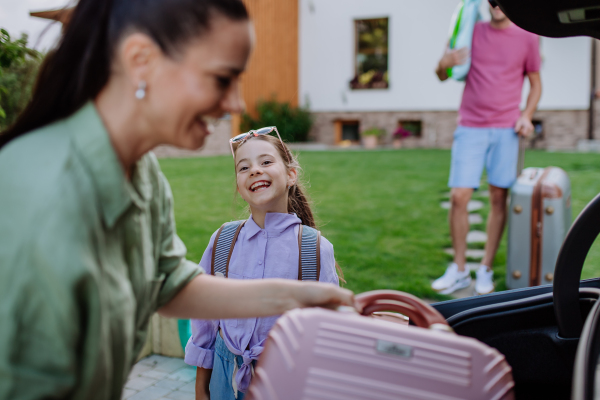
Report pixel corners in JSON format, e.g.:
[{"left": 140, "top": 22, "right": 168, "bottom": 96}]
[{"left": 310, "top": 110, "right": 591, "bottom": 150}]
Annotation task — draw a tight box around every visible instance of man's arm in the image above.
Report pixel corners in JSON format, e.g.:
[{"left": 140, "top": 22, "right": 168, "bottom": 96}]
[
  {"left": 435, "top": 47, "right": 469, "bottom": 81},
  {"left": 515, "top": 71, "right": 542, "bottom": 137}
]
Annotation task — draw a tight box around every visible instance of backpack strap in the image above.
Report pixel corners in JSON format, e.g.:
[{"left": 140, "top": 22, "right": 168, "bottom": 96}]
[
  {"left": 297, "top": 225, "right": 321, "bottom": 281},
  {"left": 211, "top": 220, "right": 246, "bottom": 278}
]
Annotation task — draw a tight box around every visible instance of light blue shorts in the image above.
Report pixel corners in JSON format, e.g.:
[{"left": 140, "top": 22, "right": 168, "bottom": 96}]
[{"left": 448, "top": 126, "right": 519, "bottom": 189}]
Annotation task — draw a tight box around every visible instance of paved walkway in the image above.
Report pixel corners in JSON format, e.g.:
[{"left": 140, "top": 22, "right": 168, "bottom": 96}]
[{"left": 122, "top": 355, "right": 196, "bottom": 400}]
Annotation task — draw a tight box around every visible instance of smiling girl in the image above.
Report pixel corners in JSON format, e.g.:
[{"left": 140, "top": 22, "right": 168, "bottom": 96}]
[{"left": 186, "top": 129, "right": 342, "bottom": 400}]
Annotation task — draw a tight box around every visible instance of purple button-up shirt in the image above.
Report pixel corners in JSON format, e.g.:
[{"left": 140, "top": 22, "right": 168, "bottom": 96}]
[{"left": 184, "top": 212, "right": 338, "bottom": 391}]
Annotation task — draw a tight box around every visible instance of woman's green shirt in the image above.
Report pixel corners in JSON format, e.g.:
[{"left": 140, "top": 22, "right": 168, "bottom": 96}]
[{"left": 0, "top": 103, "right": 202, "bottom": 399}]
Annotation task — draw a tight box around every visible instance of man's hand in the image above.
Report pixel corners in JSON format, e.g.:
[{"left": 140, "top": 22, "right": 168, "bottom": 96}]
[
  {"left": 515, "top": 115, "right": 535, "bottom": 137},
  {"left": 441, "top": 47, "right": 469, "bottom": 69},
  {"left": 436, "top": 47, "right": 469, "bottom": 81}
]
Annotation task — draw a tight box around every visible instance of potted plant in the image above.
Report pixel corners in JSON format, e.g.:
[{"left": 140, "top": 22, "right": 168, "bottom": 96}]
[
  {"left": 362, "top": 128, "right": 385, "bottom": 149},
  {"left": 392, "top": 127, "right": 412, "bottom": 149}
]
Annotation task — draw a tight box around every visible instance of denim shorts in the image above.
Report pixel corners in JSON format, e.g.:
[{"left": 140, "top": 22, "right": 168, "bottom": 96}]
[
  {"left": 209, "top": 334, "right": 248, "bottom": 400},
  {"left": 448, "top": 125, "right": 519, "bottom": 189}
]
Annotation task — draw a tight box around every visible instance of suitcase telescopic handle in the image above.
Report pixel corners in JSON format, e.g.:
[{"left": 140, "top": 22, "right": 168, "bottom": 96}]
[{"left": 355, "top": 290, "right": 450, "bottom": 330}]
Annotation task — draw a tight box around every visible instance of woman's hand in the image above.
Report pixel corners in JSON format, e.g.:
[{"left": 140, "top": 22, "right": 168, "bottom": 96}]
[
  {"left": 289, "top": 282, "right": 355, "bottom": 311},
  {"left": 159, "top": 275, "right": 356, "bottom": 320}
]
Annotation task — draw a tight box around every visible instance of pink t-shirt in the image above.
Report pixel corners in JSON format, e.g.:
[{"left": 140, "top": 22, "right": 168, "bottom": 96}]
[{"left": 458, "top": 22, "right": 541, "bottom": 128}]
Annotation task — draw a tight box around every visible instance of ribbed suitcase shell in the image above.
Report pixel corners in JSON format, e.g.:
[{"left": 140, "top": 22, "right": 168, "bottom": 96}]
[
  {"left": 507, "top": 167, "right": 571, "bottom": 289},
  {"left": 247, "top": 307, "right": 514, "bottom": 400}
]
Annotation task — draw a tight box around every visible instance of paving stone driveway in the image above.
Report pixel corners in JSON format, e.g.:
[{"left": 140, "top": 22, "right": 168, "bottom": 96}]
[{"left": 123, "top": 355, "right": 196, "bottom": 400}]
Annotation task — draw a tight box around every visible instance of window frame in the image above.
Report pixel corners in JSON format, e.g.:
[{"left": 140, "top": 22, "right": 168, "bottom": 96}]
[{"left": 351, "top": 16, "right": 390, "bottom": 90}]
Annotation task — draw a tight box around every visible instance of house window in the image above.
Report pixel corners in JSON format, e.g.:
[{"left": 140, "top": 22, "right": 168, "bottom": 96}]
[
  {"left": 532, "top": 120, "right": 544, "bottom": 138},
  {"left": 350, "top": 18, "right": 389, "bottom": 90},
  {"left": 531, "top": 120, "right": 544, "bottom": 148},
  {"left": 397, "top": 120, "right": 422, "bottom": 138},
  {"left": 334, "top": 120, "right": 360, "bottom": 144}
]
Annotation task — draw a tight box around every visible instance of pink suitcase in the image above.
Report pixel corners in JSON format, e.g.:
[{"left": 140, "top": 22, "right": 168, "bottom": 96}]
[{"left": 247, "top": 290, "right": 514, "bottom": 400}]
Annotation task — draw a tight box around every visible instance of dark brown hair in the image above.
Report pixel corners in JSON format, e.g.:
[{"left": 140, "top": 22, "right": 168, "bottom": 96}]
[
  {"left": 234, "top": 134, "right": 345, "bottom": 282},
  {"left": 0, "top": 0, "right": 248, "bottom": 148}
]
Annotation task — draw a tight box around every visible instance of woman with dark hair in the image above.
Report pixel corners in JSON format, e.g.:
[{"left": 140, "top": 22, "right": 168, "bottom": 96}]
[{"left": 0, "top": 0, "right": 354, "bottom": 398}]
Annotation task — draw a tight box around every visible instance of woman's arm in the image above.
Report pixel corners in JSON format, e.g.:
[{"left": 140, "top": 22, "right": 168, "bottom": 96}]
[{"left": 158, "top": 274, "right": 354, "bottom": 320}]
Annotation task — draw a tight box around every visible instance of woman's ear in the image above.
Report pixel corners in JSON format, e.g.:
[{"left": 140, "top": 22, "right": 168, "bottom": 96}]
[
  {"left": 288, "top": 167, "right": 298, "bottom": 187},
  {"left": 117, "top": 32, "right": 162, "bottom": 92}
]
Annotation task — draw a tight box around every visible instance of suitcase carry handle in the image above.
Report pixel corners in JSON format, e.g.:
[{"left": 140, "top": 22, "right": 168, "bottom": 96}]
[{"left": 355, "top": 290, "right": 449, "bottom": 330}]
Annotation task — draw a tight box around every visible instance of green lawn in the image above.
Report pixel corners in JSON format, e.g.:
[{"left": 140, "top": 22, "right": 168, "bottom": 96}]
[{"left": 160, "top": 149, "right": 600, "bottom": 300}]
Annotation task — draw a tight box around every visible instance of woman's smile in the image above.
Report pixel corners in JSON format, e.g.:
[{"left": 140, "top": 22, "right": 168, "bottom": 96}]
[{"left": 194, "top": 115, "right": 214, "bottom": 136}]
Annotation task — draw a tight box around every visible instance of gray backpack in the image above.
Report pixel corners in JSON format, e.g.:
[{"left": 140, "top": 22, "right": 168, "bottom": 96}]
[{"left": 211, "top": 220, "right": 321, "bottom": 281}]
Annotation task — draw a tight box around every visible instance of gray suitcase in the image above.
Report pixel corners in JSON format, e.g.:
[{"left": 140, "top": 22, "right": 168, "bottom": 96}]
[{"left": 506, "top": 167, "right": 571, "bottom": 289}]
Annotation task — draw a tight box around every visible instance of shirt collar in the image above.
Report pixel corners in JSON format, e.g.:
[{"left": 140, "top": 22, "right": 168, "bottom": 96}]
[
  {"left": 244, "top": 213, "right": 302, "bottom": 240},
  {"left": 66, "top": 102, "right": 151, "bottom": 228}
]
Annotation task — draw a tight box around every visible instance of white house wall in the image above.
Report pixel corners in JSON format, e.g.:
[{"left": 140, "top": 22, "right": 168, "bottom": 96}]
[{"left": 299, "top": 0, "right": 591, "bottom": 113}]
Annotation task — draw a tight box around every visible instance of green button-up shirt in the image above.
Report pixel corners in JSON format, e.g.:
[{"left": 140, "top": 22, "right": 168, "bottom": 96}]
[{"left": 0, "top": 103, "right": 202, "bottom": 399}]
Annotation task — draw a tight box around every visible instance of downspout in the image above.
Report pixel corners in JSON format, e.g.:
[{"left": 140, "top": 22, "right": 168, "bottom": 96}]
[{"left": 589, "top": 38, "right": 597, "bottom": 140}]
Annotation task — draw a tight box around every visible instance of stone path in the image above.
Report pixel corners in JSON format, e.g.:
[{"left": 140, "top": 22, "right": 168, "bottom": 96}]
[
  {"left": 440, "top": 190, "right": 489, "bottom": 299},
  {"left": 443, "top": 248, "right": 486, "bottom": 259},
  {"left": 122, "top": 355, "right": 195, "bottom": 400},
  {"left": 440, "top": 199, "right": 484, "bottom": 212}
]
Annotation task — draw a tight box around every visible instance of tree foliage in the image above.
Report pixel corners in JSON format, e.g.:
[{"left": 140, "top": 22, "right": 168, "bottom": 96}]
[
  {"left": 240, "top": 99, "right": 313, "bottom": 142},
  {"left": 0, "top": 29, "right": 42, "bottom": 130}
]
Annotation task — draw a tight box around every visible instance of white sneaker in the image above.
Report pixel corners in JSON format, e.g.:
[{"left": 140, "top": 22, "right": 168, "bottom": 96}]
[
  {"left": 432, "top": 263, "right": 472, "bottom": 295},
  {"left": 475, "top": 265, "right": 495, "bottom": 295}
]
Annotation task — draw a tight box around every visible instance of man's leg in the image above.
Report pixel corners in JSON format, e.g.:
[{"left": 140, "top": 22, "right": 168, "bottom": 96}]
[
  {"left": 450, "top": 187, "right": 474, "bottom": 272},
  {"left": 481, "top": 184, "right": 509, "bottom": 269},
  {"left": 476, "top": 127, "right": 519, "bottom": 294},
  {"left": 432, "top": 126, "right": 486, "bottom": 294}
]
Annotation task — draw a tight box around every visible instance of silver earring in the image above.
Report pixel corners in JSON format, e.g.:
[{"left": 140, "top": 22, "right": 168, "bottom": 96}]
[{"left": 135, "top": 81, "right": 147, "bottom": 100}]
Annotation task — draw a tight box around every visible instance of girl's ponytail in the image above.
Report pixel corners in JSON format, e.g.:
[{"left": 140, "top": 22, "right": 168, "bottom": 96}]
[{"left": 288, "top": 185, "right": 316, "bottom": 229}]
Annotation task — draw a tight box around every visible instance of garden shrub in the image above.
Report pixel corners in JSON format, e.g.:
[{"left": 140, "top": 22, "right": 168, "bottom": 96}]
[
  {"left": 240, "top": 99, "right": 313, "bottom": 142},
  {"left": 0, "top": 29, "right": 42, "bottom": 131}
]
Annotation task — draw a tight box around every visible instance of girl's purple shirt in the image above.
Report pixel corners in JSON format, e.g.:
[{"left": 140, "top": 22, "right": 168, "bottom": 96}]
[{"left": 184, "top": 212, "right": 339, "bottom": 372}]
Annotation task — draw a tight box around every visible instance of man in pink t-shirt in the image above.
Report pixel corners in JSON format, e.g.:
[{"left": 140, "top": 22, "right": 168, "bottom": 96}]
[{"left": 432, "top": 5, "right": 542, "bottom": 295}]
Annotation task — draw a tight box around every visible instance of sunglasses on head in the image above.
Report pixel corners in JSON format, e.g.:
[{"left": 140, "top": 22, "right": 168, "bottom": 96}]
[{"left": 229, "top": 126, "right": 290, "bottom": 163}]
